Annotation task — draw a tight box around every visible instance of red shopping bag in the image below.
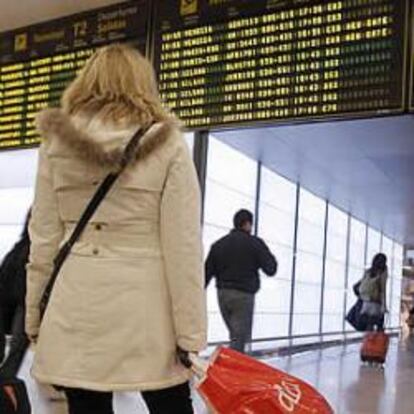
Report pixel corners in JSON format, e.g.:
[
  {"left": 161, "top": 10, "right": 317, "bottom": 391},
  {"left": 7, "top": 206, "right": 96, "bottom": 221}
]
[{"left": 192, "top": 347, "right": 333, "bottom": 414}]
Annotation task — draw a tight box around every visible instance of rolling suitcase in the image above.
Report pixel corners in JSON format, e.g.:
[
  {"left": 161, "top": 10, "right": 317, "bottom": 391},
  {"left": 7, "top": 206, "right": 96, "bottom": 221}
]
[
  {"left": 0, "top": 377, "right": 31, "bottom": 413},
  {"left": 360, "top": 331, "right": 389, "bottom": 364}
]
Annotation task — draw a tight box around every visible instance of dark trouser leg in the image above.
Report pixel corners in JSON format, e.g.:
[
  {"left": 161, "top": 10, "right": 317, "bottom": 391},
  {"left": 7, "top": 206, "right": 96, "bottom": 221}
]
[
  {"left": 366, "top": 315, "right": 375, "bottom": 332},
  {"left": 65, "top": 388, "right": 114, "bottom": 414},
  {"left": 377, "top": 314, "right": 385, "bottom": 332},
  {"left": 365, "top": 314, "right": 384, "bottom": 332},
  {"left": 217, "top": 289, "right": 235, "bottom": 347},
  {"left": 218, "top": 289, "right": 255, "bottom": 353},
  {"left": 142, "top": 382, "right": 193, "bottom": 414},
  {"left": 0, "top": 305, "right": 29, "bottom": 377}
]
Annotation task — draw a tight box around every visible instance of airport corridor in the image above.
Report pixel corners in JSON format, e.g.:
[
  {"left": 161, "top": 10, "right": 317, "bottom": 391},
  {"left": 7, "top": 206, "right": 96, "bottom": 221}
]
[{"left": 20, "top": 336, "right": 414, "bottom": 414}]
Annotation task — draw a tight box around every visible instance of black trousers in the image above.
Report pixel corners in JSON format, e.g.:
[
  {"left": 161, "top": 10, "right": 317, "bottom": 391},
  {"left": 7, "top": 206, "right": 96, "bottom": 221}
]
[
  {"left": 0, "top": 304, "right": 29, "bottom": 377},
  {"left": 65, "top": 382, "right": 194, "bottom": 414},
  {"left": 218, "top": 288, "right": 255, "bottom": 353},
  {"left": 366, "top": 314, "right": 385, "bottom": 332}
]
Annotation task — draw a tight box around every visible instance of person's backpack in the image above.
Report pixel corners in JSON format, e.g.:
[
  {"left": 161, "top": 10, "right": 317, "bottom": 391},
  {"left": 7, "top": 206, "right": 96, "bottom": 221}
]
[{"left": 0, "top": 377, "right": 31, "bottom": 413}]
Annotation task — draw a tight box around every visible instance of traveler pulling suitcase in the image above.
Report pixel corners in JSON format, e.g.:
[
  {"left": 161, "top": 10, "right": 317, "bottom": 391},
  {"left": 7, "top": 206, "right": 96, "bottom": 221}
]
[
  {"left": 0, "top": 376, "right": 31, "bottom": 413},
  {"left": 360, "top": 331, "right": 389, "bottom": 365}
]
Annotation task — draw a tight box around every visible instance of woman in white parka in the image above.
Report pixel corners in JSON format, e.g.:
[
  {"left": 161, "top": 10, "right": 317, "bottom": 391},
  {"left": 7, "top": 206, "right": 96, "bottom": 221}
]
[{"left": 25, "top": 44, "right": 207, "bottom": 414}]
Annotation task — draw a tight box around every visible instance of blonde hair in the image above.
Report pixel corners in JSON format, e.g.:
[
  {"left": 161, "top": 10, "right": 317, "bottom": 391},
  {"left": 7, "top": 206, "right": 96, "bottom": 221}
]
[{"left": 61, "top": 44, "right": 172, "bottom": 127}]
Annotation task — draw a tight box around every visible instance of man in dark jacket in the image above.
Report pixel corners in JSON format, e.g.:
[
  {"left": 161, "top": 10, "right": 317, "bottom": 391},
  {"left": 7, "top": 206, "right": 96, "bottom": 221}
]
[{"left": 205, "top": 209, "right": 277, "bottom": 353}]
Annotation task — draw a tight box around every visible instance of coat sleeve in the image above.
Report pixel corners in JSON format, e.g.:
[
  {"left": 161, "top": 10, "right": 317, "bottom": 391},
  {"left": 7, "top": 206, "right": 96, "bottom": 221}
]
[
  {"left": 256, "top": 237, "right": 278, "bottom": 276},
  {"left": 160, "top": 136, "right": 207, "bottom": 352},
  {"left": 26, "top": 145, "right": 64, "bottom": 338},
  {"left": 205, "top": 245, "right": 216, "bottom": 288}
]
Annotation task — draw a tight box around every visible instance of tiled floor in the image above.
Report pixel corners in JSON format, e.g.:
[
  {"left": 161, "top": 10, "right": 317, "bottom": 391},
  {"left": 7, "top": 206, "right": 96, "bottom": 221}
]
[{"left": 19, "top": 336, "right": 414, "bottom": 413}]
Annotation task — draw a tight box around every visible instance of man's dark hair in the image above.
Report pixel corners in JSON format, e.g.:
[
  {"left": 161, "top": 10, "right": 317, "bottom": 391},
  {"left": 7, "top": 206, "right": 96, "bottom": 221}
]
[{"left": 233, "top": 209, "right": 253, "bottom": 230}]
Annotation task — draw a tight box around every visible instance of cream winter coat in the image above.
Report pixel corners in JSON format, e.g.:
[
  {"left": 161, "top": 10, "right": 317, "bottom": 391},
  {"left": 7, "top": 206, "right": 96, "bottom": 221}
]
[{"left": 25, "top": 108, "right": 207, "bottom": 391}]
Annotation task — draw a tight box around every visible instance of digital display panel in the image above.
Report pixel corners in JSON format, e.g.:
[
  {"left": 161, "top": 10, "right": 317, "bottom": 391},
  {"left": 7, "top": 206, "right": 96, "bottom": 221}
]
[
  {"left": 156, "top": 0, "right": 407, "bottom": 129},
  {"left": 0, "top": 1, "right": 149, "bottom": 150}
]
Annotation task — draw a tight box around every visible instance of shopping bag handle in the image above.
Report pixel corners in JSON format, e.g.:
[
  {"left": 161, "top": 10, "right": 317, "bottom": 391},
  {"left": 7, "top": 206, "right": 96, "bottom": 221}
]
[{"left": 189, "top": 354, "right": 208, "bottom": 378}]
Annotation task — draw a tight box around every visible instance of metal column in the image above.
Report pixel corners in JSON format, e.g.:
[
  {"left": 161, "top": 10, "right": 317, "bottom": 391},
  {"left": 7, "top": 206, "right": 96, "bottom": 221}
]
[
  {"left": 254, "top": 162, "right": 262, "bottom": 236},
  {"left": 342, "top": 214, "right": 352, "bottom": 332},
  {"left": 193, "top": 130, "right": 209, "bottom": 221},
  {"left": 318, "top": 201, "right": 329, "bottom": 335},
  {"left": 288, "top": 183, "right": 301, "bottom": 338}
]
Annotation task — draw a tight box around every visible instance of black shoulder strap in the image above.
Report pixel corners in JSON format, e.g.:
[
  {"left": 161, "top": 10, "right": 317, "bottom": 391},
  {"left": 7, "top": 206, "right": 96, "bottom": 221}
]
[
  {"left": 40, "top": 124, "right": 153, "bottom": 317},
  {"left": 61, "top": 124, "right": 150, "bottom": 254}
]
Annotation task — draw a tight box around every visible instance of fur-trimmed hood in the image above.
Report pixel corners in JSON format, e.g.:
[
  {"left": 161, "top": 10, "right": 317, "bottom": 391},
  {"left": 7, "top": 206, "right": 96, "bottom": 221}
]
[{"left": 35, "top": 108, "right": 179, "bottom": 171}]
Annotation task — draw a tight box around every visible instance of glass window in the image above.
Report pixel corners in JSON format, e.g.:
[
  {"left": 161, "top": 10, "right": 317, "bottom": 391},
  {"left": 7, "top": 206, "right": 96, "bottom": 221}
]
[
  {"left": 0, "top": 188, "right": 34, "bottom": 260},
  {"left": 348, "top": 218, "right": 366, "bottom": 269},
  {"left": 382, "top": 236, "right": 394, "bottom": 311},
  {"left": 325, "top": 206, "right": 348, "bottom": 262},
  {"left": 252, "top": 314, "right": 290, "bottom": 339},
  {"left": 0, "top": 149, "right": 37, "bottom": 260},
  {"left": 293, "top": 188, "right": 326, "bottom": 335},
  {"left": 0, "top": 148, "right": 38, "bottom": 188},
  {"left": 382, "top": 236, "right": 393, "bottom": 259},
  {"left": 322, "top": 205, "right": 348, "bottom": 333},
  {"left": 366, "top": 227, "right": 381, "bottom": 267},
  {"left": 204, "top": 137, "right": 257, "bottom": 233},
  {"left": 255, "top": 167, "right": 297, "bottom": 338},
  {"left": 206, "top": 137, "right": 257, "bottom": 196},
  {"left": 203, "top": 136, "right": 258, "bottom": 343},
  {"left": 0, "top": 225, "right": 23, "bottom": 260},
  {"left": 346, "top": 217, "right": 367, "bottom": 317},
  {"left": 296, "top": 189, "right": 326, "bottom": 255},
  {"left": 204, "top": 181, "right": 256, "bottom": 231},
  {"left": 258, "top": 204, "right": 295, "bottom": 248},
  {"left": 390, "top": 242, "right": 403, "bottom": 327},
  {"left": 184, "top": 132, "right": 194, "bottom": 155},
  {"left": 0, "top": 188, "right": 34, "bottom": 225},
  {"left": 295, "top": 251, "right": 324, "bottom": 285}
]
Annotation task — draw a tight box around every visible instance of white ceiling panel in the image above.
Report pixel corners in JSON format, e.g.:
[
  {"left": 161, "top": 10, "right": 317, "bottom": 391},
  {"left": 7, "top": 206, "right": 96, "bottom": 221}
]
[{"left": 215, "top": 115, "right": 414, "bottom": 244}]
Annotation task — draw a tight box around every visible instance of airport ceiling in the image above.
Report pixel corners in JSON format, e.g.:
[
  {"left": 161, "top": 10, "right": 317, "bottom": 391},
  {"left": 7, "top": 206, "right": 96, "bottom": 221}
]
[
  {"left": 215, "top": 114, "right": 414, "bottom": 245},
  {"left": 0, "top": 0, "right": 126, "bottom": 32}
]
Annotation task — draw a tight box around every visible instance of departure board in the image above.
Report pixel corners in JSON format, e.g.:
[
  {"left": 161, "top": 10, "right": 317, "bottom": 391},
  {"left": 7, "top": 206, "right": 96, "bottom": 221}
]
[
  {"left": 0, "top": 1, "right": 149, "bottom": 150},
  {"left": 156, "top": 0, "right": 407, "bottom": 129}
]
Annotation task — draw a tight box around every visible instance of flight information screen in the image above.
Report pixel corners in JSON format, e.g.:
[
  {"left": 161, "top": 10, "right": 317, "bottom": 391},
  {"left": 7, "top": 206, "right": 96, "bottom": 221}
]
[
  {"left": 155, "top": 0, "right": 407, "bottom": 129},
  {"left": 0, "top": 1, "right": 149, "bottom": 150}
]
